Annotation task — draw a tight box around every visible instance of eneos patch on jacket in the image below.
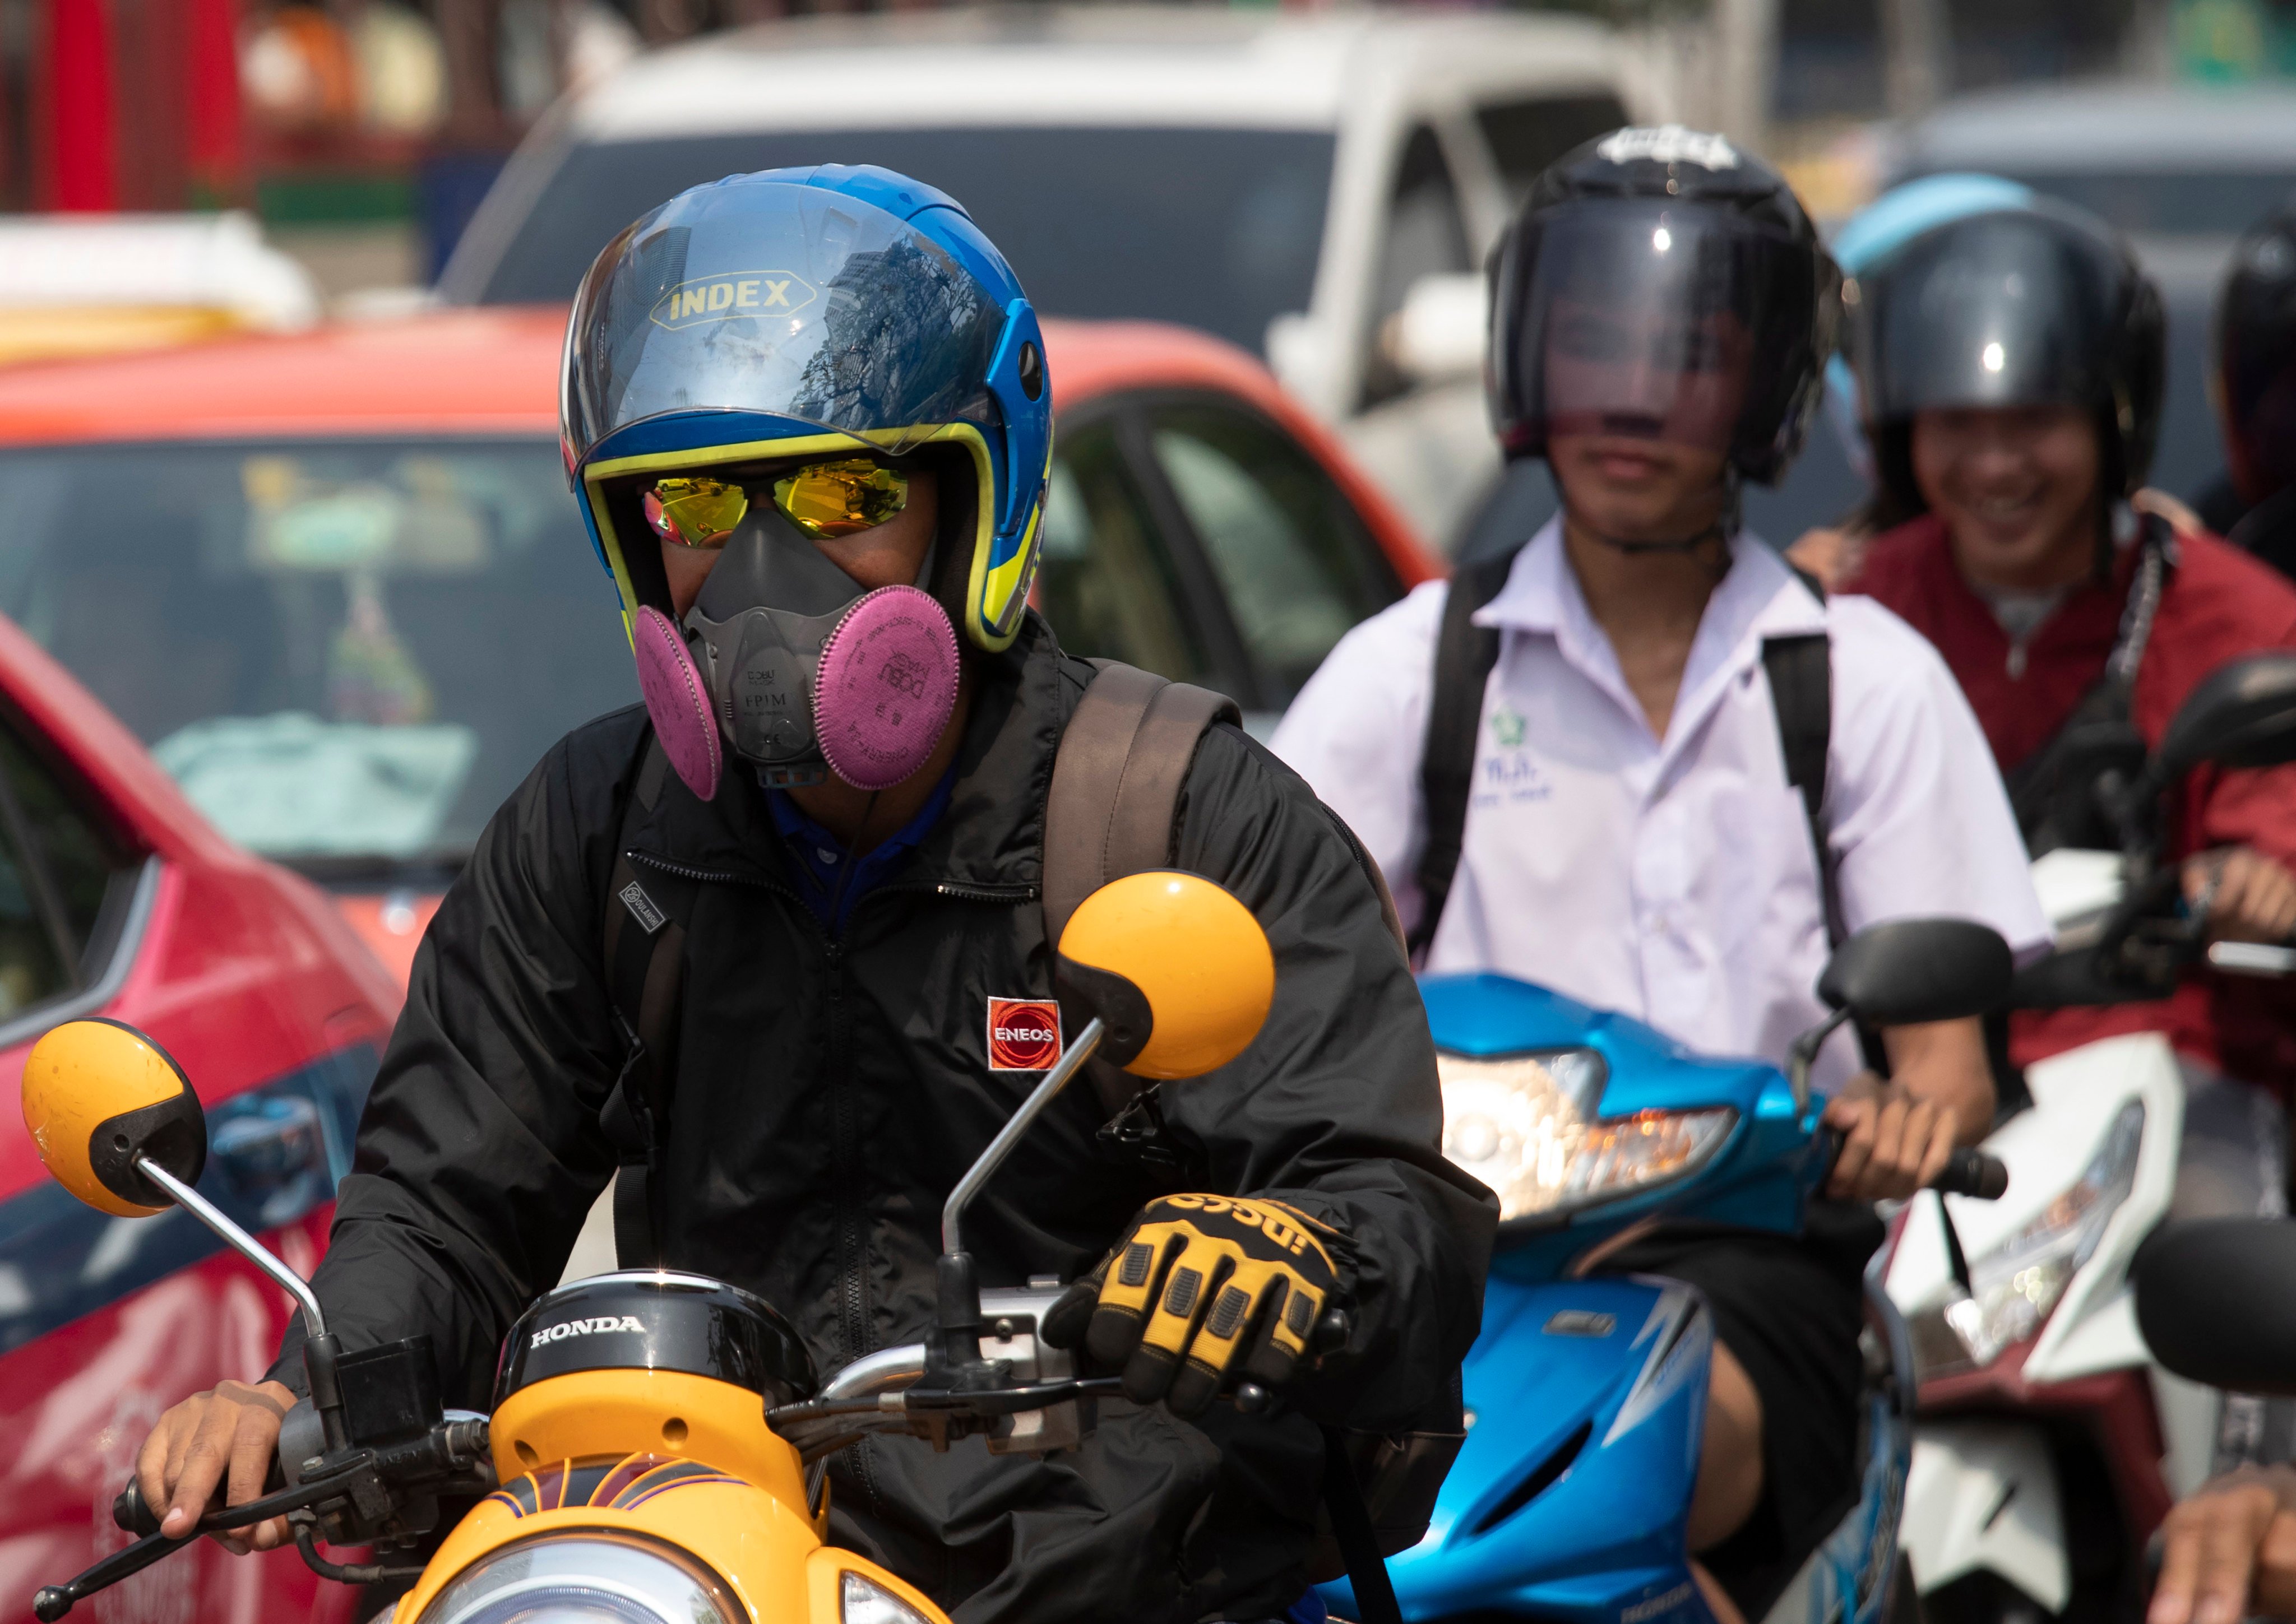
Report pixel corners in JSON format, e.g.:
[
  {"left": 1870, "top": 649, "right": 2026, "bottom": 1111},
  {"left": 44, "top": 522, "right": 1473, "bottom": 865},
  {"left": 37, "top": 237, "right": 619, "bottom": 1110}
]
[{"left": 987, "top": 996, "right": 1062, "bottom": 1071}]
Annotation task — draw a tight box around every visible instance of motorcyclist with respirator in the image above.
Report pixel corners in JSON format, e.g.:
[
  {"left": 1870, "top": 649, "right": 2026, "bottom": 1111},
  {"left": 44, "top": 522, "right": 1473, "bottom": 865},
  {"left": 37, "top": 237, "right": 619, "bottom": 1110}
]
[
  {"left": 122, "top": 166, "right": 1496, "bottom": 1624},
  {"left": 1834, "top": 194, "right": 2296, "bottom": 1217},
  {"left": 1274, "top": 127, "right": 2047, "bottom": 1624},
  {"left": 2194, "top": 193, "right": 2296, "bottom": 579}
]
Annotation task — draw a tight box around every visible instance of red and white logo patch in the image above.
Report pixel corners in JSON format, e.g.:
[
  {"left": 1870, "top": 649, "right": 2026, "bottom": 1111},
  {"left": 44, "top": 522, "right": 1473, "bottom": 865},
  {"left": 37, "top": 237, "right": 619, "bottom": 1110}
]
[{"left": 987, "top": 996, "right": 1063, "bottom": 1072}]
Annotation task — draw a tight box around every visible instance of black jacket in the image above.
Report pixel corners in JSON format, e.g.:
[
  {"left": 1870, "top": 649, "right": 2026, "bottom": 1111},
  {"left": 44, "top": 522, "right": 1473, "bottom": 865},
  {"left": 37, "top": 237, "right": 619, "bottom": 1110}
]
[{"left": 272, "top": 616, "right": 1494, "bottom": 1624}]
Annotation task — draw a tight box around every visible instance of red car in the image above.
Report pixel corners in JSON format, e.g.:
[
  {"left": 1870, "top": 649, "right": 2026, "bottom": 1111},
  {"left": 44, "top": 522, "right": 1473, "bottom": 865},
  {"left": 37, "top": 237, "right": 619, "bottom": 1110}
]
[
  {"left": 0, "top": 622, "right": 398, "bottom": 1623},
  {"left": 0, "top": 309, "right": 1436, "bottom": 983}
]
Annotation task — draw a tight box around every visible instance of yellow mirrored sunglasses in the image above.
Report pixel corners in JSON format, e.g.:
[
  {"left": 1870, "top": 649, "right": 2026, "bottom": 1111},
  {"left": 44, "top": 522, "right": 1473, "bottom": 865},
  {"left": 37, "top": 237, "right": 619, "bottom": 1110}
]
[{"left": 642, "top": 460, "right": 909, "bottom": 550}]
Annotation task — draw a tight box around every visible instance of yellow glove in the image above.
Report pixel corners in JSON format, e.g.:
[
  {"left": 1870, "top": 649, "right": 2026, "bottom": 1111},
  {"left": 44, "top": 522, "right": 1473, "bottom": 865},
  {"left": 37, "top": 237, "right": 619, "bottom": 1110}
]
[{"left": 1044, "top": 1193, "right": 1344, "bottom": 1417}]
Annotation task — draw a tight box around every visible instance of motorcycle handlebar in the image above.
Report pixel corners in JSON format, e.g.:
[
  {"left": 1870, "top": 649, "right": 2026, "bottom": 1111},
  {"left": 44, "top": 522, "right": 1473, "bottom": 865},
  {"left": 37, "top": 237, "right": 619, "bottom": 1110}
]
[{"left": 1933, "top": 1148, "right": 2010, "bottom": 1201}]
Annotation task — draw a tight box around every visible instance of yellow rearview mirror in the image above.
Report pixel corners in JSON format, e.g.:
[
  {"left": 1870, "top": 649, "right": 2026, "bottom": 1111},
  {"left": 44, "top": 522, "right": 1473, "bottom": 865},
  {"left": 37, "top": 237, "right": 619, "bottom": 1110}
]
[
  {"left": 21, "top": 1019, "right": 207, "bottom": 1217},
  {"left": 1055, "top": 871, "right": 1275, "bottom": 1079}
]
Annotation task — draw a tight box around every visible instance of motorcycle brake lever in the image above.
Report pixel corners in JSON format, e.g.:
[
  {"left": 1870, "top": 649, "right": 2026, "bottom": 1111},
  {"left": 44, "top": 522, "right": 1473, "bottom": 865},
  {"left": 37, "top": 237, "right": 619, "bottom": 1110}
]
[{"left": 38, "top": 1463, "right": 362, "bottom": 1620}]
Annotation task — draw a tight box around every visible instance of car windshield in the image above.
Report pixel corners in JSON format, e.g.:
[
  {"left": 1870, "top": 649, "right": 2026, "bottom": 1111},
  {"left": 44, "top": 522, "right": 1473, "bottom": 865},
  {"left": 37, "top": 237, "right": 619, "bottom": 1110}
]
[
  {"left": 467, "top": 127, "right": 1335, "bottom": 355},
  {"left": 0, "top": 439, "right": 635, "bottom": 871},
  {"left": 1901, "top": 166, "right": 2296, "bottom": 238}
]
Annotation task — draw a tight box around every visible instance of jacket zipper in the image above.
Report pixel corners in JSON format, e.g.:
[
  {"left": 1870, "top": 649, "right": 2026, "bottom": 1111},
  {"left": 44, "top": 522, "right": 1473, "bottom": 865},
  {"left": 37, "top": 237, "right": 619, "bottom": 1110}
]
[
  {"left": 935, "top": 879, "right": 1039, "bottom": 903},
  {"left": 628, "top": 850, "right": 784, "bottom": 890},
  {"left": 629, "top": 851, "right": 1026, "bottom": 1515}
]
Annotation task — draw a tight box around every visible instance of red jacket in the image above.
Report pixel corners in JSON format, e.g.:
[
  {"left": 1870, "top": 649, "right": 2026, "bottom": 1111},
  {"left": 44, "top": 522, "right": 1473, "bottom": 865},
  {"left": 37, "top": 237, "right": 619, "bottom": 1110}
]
[{"left": 1845, "top": 512, "right": 2296, "bottom": 1078}]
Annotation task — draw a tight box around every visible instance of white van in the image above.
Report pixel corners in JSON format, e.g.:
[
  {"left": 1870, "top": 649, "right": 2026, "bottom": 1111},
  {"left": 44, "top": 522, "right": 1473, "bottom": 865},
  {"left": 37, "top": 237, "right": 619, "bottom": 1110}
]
[{"left": 439, "top": 6, "right": 1662, "bottom": 547}]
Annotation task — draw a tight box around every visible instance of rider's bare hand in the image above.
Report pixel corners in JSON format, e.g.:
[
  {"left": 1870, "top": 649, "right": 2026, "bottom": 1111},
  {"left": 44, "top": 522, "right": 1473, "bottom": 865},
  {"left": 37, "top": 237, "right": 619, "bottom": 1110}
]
[
  {"left": 136, "top": 1379, "right": 297, "bottom": 1554},
  {"left": 2150, "top": 1465, "right": 2296, "bottom": 1624},
  {"left": 1822, "top": 1075, "right": 1957, "bottom": 1200},
  {"left": 2186, "top": 846, "right": 2296, "bottom": 945}
]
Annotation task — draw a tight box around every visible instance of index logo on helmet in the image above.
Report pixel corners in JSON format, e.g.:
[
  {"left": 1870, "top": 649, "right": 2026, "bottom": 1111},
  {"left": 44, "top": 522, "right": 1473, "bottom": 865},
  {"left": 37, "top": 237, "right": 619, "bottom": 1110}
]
[
  {"left": 1596, "top": 126, "right": 1740, "bottom": 171},
  {"left": 650, "top": 269, "right": 820, "bottom": 331}
]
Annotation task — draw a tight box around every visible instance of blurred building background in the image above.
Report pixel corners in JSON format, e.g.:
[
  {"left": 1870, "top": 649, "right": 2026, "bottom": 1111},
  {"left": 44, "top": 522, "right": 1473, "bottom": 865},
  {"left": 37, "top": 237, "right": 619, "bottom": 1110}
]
[{"left": 0, "top": 0, "right": 2281, "bottom": 301}]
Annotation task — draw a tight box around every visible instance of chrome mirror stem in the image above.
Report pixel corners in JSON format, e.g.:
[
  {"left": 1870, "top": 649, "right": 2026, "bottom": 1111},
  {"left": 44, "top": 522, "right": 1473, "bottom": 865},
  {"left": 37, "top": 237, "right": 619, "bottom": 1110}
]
[
  {"left": 942, "top": 1018, "right": 1104, "bottom": 1258},
  {"left": 136, "top": 1156, "right": 327, "bottom": 1338}
]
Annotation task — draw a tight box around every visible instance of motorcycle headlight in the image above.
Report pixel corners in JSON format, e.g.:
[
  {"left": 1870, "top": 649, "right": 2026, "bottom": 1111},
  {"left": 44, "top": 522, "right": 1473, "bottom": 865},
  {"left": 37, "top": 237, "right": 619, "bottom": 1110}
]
[
  {"left": 842, "top": 1572, "right": 936, "bottom": 1624},
  {"left": 1439, "top": 1048, "right": 1735, "bottom": 1224},
  {"left": 416, "top": 1534, "right": 742, "bottom": 1624},
  {"left": 1924, "top": 1099, "right": 2144, "bottom": 1371}
]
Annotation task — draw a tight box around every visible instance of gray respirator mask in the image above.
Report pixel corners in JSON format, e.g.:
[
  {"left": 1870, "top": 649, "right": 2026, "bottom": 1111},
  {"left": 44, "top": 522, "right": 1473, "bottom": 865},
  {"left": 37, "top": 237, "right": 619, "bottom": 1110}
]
[{"left": 629, "top": 508, "right": 962, "bottom": 801}]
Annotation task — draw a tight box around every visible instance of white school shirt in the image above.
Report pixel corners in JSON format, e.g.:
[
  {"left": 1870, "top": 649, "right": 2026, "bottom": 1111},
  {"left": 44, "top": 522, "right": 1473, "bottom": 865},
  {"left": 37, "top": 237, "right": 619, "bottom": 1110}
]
[{"left": 1271, "top": 519, "right": 2050, "bottom": 1092}]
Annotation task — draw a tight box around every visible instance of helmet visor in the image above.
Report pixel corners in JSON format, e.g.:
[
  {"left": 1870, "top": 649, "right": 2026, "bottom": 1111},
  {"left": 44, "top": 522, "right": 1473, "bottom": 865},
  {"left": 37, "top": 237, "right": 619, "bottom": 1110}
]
[
  {"left": 1851, "top": 208, "right": 2130, "bottom": 423},
  {"left": 564, "top": 175, "right": 1005, "bottom": 465},
  {"left": 1503, "top": 199, "right": 1822, "bottom": 459}
]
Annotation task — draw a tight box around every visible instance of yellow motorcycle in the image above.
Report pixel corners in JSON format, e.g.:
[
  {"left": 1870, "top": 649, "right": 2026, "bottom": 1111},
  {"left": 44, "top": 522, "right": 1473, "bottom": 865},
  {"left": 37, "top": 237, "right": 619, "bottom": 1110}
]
[{"left": 20, "top": 870, "right": 1279, "bottom": 1624}]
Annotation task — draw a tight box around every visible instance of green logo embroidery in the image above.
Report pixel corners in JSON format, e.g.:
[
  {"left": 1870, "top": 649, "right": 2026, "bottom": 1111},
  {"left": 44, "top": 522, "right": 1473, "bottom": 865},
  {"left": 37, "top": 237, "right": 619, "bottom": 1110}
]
[{"left": 1488, "top": 706, "right": 1526, "bottom": 749}]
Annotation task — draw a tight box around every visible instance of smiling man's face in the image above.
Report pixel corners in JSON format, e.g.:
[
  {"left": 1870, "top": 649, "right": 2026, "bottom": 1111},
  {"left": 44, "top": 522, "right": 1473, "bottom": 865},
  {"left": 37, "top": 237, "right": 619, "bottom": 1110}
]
[
  {"left": 1543, "top": 299, "right": 1747, "bottom": 542},
  {"left": 1911, "top": 404, "right": 2100, "bottom": 591}
]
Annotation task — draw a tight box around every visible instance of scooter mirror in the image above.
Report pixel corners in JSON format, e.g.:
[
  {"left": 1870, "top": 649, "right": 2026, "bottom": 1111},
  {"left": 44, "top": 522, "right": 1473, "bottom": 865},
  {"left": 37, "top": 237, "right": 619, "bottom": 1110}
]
[
  {"left": 2155, "top": 652, "right": 2296, "bottom": 781},
  {"left": 1816, "top": 918, "right": 2011, "bottom": 1027},
  {"left": 21, "top": 1019, "right": 206, "bottom": 1218},
  {"left": 2133, "top": 1218, "right": 2296, "bottom": 1395},
  {"left": 1055, "top": 871, "right": 1275, "bottom": 1079}
]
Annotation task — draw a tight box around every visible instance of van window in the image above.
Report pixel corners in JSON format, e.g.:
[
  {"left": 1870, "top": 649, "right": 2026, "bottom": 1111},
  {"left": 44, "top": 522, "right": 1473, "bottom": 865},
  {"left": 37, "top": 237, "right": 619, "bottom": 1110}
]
[
  {"left": 1475, "top": 94, "right": 1630, "bottom": 208},
  {"left": 1364, "top": 124, "right": 1472, "bottom": 408},
  {"left": 464, "top": 127, "right": 1335, "bottom": 359}
]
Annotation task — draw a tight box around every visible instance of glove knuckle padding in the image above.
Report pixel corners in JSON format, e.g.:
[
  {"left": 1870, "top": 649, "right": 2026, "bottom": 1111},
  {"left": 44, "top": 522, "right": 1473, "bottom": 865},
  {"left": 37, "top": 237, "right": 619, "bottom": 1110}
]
[{"left": 1090, "top": 1192, "right": 1342, "bottom": 1405}]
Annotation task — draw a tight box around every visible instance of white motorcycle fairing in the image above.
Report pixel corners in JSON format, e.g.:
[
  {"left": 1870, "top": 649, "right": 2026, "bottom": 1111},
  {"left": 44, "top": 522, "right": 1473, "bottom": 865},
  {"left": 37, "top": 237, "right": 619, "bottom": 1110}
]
[
  {"left": 1896, "top": 1420, "right": 2066, "bottom": 1611},
  {"left": 1885, "top": 1019, "right": 2211, "bottom": 1607}
]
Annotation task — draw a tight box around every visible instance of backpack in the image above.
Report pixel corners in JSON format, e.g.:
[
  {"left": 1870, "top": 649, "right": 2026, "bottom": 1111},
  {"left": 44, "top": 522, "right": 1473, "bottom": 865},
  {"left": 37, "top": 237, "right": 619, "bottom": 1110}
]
[{"left": 1411, "top": 548, "right": 1835, "bottom": 961}]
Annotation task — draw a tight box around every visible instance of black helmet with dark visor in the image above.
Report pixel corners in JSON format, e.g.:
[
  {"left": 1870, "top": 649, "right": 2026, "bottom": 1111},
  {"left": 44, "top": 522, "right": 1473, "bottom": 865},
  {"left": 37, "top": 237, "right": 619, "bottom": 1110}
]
[{"left": 1489, "top": 128, "right": 1840, "bottom": 486}]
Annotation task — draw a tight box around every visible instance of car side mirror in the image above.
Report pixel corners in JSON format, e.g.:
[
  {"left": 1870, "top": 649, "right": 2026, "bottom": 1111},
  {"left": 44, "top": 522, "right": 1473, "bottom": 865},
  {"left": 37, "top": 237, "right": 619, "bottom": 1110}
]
[
  {"left": 1817, "top": 917, "right": 2013, "bottom": 1027},
  {"left": 1055, "top": 870, "right": 1275, "bottom": 1079},
  {"left": 2133, "top": 1218, "right": 2296, "bottom": 1394},
  {"left": 21, "top": 1019, "right": 207, "bottom": 1217},
  {"left": 1383, "top": 272, "right": 1488, "bottom": 388},
  {"left": 2154, "top": 652, "right": 2296, "bottom": 782}
]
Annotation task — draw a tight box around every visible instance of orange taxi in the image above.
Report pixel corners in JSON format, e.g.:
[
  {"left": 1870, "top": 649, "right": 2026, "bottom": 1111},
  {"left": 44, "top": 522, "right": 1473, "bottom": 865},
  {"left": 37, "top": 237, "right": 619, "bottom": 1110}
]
[{"left": 0, "top": 309, "right": 1436, "bottom": 982}]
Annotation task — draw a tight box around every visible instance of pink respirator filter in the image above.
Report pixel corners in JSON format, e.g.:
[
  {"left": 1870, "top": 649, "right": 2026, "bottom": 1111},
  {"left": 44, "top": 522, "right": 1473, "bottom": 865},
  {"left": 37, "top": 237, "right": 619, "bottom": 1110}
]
[
  {"left": 633, "top": 605, "right": 723, "bottom": 801},
  {"left": 813, "top": 586, "right": 962, "bottom": 792}
]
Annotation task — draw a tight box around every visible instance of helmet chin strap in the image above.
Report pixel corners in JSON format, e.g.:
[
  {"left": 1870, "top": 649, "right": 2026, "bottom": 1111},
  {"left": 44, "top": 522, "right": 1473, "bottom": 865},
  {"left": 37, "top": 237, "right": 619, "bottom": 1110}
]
[
  {"left": 1573, "top": 518, "right": 1729, "bottom": 556},
  {"left": 1562, "top": 470, "right": 1740, "bottom": 562}
]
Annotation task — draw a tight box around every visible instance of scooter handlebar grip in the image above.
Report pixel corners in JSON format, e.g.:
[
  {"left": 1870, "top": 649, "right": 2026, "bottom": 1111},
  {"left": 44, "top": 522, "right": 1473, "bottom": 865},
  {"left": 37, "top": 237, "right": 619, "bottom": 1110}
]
[
  {"left": 1934, "top": 1149, "right": 2009, "bottom": 1200},
  {"left": 112, "top": 1480, "right": 159, "bottom": 1539}
]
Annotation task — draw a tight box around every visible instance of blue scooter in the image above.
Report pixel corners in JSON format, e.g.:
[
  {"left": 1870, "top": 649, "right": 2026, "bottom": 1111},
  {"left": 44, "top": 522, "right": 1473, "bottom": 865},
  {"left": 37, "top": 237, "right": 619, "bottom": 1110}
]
[{"left": 1324, "top": 919, "right": 2011, "bottom": 1624}]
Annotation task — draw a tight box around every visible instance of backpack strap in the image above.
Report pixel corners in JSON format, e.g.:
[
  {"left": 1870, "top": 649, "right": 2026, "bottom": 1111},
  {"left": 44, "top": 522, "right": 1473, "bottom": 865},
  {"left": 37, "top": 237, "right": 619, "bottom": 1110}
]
[
  {"left": 599, "top": 738, "right": 695, "bottom": 1269},
  {"left": 1761, "top": 624, "right": 1835, "bottom": 945},
  {"left": 1410, "top": 550, "right": 1521, "bottom": 962},
  {"left": 1043, "top": 658, "right": 1239, "bottom": 1118},
  {"left": 2002, "top": 513, "right": 2173, "bottom": 856}
]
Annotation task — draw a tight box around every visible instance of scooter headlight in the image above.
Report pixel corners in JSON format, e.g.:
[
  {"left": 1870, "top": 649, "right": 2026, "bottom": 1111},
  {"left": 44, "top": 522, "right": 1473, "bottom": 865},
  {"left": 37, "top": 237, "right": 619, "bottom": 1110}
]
[
  {"left": 841, "top": 1572, "right": 937, "bottom": 1624},
  {"left": 415, "top": 1534, "right": 742, "bottom": 1624},
  {"left": 1438, "top": 1048, "right": 1735, "bottom": 1224},
  {"left": 1927, "top": 1100, "right": 2144, "bottom": 1370}
]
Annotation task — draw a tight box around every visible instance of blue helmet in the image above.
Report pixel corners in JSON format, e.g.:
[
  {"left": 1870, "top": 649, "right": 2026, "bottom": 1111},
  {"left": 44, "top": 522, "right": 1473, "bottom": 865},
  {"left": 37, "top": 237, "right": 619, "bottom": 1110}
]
[
  {"left": 1821, "top": 173, "right": 2038, "bottom": 478},
  {"left": 560, "top": 164, "right": 1054, "bottom": 652}
]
